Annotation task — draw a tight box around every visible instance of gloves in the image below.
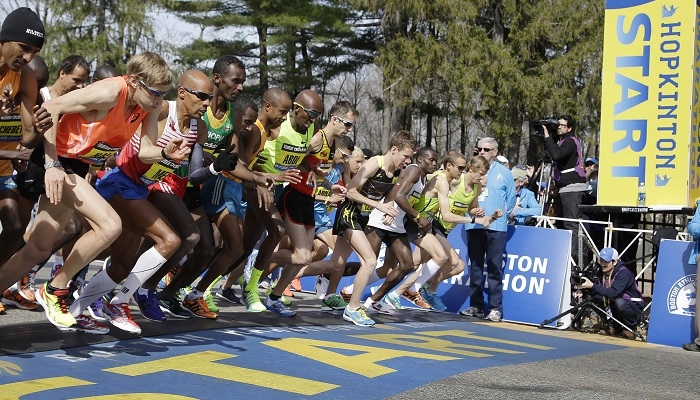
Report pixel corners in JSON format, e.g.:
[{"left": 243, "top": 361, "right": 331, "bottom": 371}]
[{"left": 212, "top": 144, "right": 238, "bottom": 172}]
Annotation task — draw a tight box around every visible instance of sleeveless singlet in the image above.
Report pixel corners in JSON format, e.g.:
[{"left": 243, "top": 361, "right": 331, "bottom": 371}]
[
  {"left": 354, "top": 155, "right": 399, "bottom": 216},
  {"left": 55, "top": 76, "right": 147, "bottom": 165},
  {"left": 257, "top": 114, "right": 313, "bottom": 174},
  {"left": 0, "top": 69, "right": 22, "bottom": 176},
  {"left": 435, "top": 173, "right": 478, "bottom": 234},
  {"left": 367, "top": 163, "right": 425, "bottom": 233},
  {"left": 117, "top": 100, "right": 198, "bottom": 186},
  {"left": 222, "top": 118, "right": 269, "bottom": 182},
  {"left": 291, "top": 129, "right": 333, "bottom": 196}
]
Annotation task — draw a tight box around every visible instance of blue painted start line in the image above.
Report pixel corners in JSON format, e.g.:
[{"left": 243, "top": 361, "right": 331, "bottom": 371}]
[{"left": 0, "top": 320, "right": 621, "bottom": 399}]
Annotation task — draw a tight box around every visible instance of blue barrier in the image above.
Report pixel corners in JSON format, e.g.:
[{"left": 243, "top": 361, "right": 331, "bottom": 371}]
[
  {"left": 647, "top": 240, "right": 697, "bottom": 347},
  {"left": 301, "top": 224, "right": 572, "bottom": 326}
]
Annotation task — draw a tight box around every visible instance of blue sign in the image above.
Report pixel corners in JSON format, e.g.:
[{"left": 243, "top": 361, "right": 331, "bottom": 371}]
[
  {"left": 301, "top": 224, "right": 571, "bottom": 327},
  {"left": 647, "top": 240, "right": 697, "bottom": 347}
]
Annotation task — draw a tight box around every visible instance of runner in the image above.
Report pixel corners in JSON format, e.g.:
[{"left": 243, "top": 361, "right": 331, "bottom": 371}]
[
  {"left": 302, "top": 130, "right": 416, "bottom": 326},
  {"left": 69, "top": 70, "right": 204, "bottom": 333},
  {"left": 262, "top": 101, "right": 356, "bottom": 316},
  {"left": 3, "top": 52, "right": 176, "bottom": 334}
]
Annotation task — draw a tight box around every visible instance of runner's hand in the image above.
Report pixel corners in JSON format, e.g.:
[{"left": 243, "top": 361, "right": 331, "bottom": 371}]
[
  {"left": 33, "top": 105, "right": 53, "bottom": 134},
  {"left": 256, "top": 184, "right": 273, "bottom": 211},
  {"left": 0, "top": 88, "right": 15, "bottom": 117},
  {"left": 45, "top": 165, "right": 67, "bottom": 204},
  {"left": 165, "top": 138, "right": 190, "bottom": 161},
  {"left": 376, "top": 202, "right": 398, "bottom": 217},
  {"left": 212, "top": 144, "right": 238, "bottom": 172},
  {"left": 277, "top": 169, "right": 301, "bottom": 184}
]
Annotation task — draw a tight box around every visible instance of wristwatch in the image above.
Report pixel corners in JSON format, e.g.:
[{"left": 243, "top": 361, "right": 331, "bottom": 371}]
[
  {"left": 471, "top": 215, "right": 476, "bottom": 223},
  {"left": 44, "top": 160, "right": 62, "bottom": 170}
]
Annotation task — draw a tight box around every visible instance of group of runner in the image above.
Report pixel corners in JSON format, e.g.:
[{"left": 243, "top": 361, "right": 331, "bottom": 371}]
[{"left": 0, "top": 7, "right": 503, "bottom": 333}]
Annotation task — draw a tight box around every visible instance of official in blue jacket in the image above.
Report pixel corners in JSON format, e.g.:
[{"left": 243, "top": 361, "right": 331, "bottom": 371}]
[{"left": 683, "top": 200, "right": 700, "bottom": 351}]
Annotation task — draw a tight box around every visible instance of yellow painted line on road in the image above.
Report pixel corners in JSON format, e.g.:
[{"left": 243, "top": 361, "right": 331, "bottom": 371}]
[{"left": 471, "top": 321, "right": 657, "bottom": 348}]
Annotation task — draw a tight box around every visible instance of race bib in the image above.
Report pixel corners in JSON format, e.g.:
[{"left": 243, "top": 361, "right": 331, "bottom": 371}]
[
  {"left": 140, "top": 158, "right": 180, "bottom": 186},
  {"left": 78, "top": 141, "right": 120, "bottom": 165}
]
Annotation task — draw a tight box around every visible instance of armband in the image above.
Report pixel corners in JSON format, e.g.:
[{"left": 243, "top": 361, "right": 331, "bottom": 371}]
[{"left": 208, "top": 163, "right": 220, "bottom": 176}]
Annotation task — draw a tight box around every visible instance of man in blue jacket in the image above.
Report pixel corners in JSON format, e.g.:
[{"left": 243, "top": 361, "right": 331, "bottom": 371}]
[
  {"left": 683, "top": 201, "right": 700, "bottom": 352},
  {"left": 509, "top": 166, "right": 541, "bottom": 225},
  {"left": 460, "top": 137, "right": 514, "bottom": 322},
  {"left": 579, "top": 247, "right": 644, "bottom": 340}
]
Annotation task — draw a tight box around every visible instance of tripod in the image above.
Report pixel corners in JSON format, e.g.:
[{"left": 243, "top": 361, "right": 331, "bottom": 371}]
[{"left": 539, "top": 295, "right": 646, "bottom": 341}]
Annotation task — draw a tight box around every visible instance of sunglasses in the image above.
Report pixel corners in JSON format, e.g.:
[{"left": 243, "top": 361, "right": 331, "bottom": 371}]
[
  {"left": 179, "top": 86, "right": 213, "bottom": 101},
  {"left": 333, "top": 115, "right": 354, "bottom": 128},
  {"left": 456, "top": 165, "right": 467, "bottom": 171},
  {"left": 338, "top": 148, "right": 352, "bottom": 159},
  {"left": 476, "top": 147, "right": 494, "bottom": 152},
  {"left": 558, "top": 123, "right": 568, "bottom": 127},
  {"left": 138, "top": 78, "right": 170, "bottom": 98},
  {"left": 293, "top": 102, "right": 320, "bottom": 119}
]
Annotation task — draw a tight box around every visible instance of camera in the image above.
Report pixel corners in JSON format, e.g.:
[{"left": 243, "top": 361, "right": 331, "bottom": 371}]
[
  {"left": 570, "top": 264, "right": 599, "bottom": 287},
  {"left": 529, "top": 118, "right": 559, "bottom": 137}
]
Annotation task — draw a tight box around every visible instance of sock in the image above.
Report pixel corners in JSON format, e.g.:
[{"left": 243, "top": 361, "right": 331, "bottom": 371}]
[
  {"left": 137, "top": 287, "right": 149, "bottom": 296},
  {"left": 344, "top": 284, "right": 354, "bottom": 294},
  {"left": 324, "top": 293, "right": 336, "bottom": 301},
  {"left": 269, "top": 293, "right": 280, "bottom": 301},
  {"left": 111, "top": 247, "right": 167, "bottom": 304},
  {"left": 70, "top": 269, "right": 117, "bottom": 317},
  {"left": 245, "top": 268, "right": 263, "bottom": 292},
  {"left": 54, "top": 255, "right": 64, "bottom": 266},
  {"left": 363, "top": 297, "right": 375, "bottom": 308},
  {"left": 187, "top": 289, "right": 202, "bottom": 300},
  {"left": 411, "top": 260, "right": 441, "bottom": 293},
  {"left": 206, "top": 276, "right": 222, "bottom": 292}
]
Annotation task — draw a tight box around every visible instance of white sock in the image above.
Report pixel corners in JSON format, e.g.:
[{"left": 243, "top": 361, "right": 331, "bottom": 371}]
[
  {"left": 344, "top": 284, "right": 354, "bottom": 294},
  {"left": 110, "top": 247, "right": 167, "bottom": 304},
  {"left": 54, "top": 255, "right": 64, "bottom": 266},
  {"left": 137, "top": 287, "right": 150, "bottom": 296},
  {"left": 411, "top": 259, "right": 441, "bottom": 293},
  {"left": 363, "top": 297, "right": 375, "bottom": 308},
  {"left": 70, "top": 269, "right": 117, "bottom": 317}
]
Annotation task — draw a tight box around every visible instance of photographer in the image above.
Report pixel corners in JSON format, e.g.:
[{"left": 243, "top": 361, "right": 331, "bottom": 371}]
[
  {"left": 578, "top": 247, "right": 644, "bottom": 340},
  {"left": 542, "top": 115, "right": 587, "bottom": 260}
]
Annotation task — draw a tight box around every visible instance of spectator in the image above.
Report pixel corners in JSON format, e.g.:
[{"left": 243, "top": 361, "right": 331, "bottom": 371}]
[
  {"left": 683, "top": 200, "right": 700, "bottom": 352},
  {"left": 510, "top": 166, "right": 542, "bottom": 225}
]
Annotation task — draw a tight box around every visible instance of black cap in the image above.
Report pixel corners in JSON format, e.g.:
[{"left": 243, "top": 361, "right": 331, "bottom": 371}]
[
  {"left": 0, "top": 8, "right": 45, "bottom": 49},
  {"left": 362, "top": 148, "right": 374, "bottom": 159}
]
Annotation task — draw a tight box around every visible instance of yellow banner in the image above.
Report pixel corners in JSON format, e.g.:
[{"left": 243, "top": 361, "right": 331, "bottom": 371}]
[
  {"left": 599, "top": 0, "right": 696, "bottom": 206},
  {"left": 690, "top": 2, "right": 700, "bottom": 202}
]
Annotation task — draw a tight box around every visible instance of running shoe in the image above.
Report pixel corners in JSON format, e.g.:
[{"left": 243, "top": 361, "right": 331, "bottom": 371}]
[
  {"left": 342, "top": 307, "right": 375, "bottom": 326},
  {"left": 87, "top": 299, "right": 106, "bottom": 321},
  {"left": 35, "top": 283, "right": 76, "bottom": 331},
  {"left": 401, "top": 289, "right": 431, "bottom": 309},
  {"left": 315, "top": 275, "right": 329, "bottom": 299},
  {"left": 182, "top": 297, "right": 218, "bottom": 319},
  {"left": 419, "top": 287, "right": 447, "bottom": 311},
  {"left": 384, "top": 291, "right": 403, "bottom": 310},
  {"left": 484, "top": 310, "right": 502, "bottom": 322},
  {"left": 74, "top": 314, "right": 109, "bottom": 335},
  {"left": 2, "top": 289, "right": 38, "bottom": 310},
  {"left": 203, "top": 290, "right": 219, "bottom": 313},
  {"left": 102, "top": 302, "right": 142, "bottom": 334},
  {"left": 0, "top": 302, "right": 5, "bottom": 314},
  {"left": 282, "top": 284, "right": 294, "bottom": 298},
  {"left": 264, "top": 297, "right": 297, "bottom": 317},
  {"left": 157, "top": 293, "right": 191, "bottom": 319},
  {"left": 321, "top": 294, "right": 348, "bottom": 311},
  {"left": 459, "top": 306, "right": 484, "bottom": 317},
  {"left": 216, "top": 287, "right": 241, "bottom": 304},
  {"left": 290, "top": 277, "right": 302, "bottom": 292},
  {"left": 243, "top": 290, "right": 267, "bottom": 312},
  {"left": 18, "top": 272, "right": 36, "bottom": 302},
  {"left": 367, "top": 300, "right": 395, "bottom": 315},
  {"left": 340, "top": 287, "right": 352, "bottom": 303},
  {"left": 134, "top": 289, "right": 167, "bottom": 322}
]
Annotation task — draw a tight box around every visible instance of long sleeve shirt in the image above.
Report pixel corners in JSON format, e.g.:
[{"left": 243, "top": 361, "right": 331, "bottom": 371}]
[{"left": 466, "top": 161, "right": 516, "bottom": 233}]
